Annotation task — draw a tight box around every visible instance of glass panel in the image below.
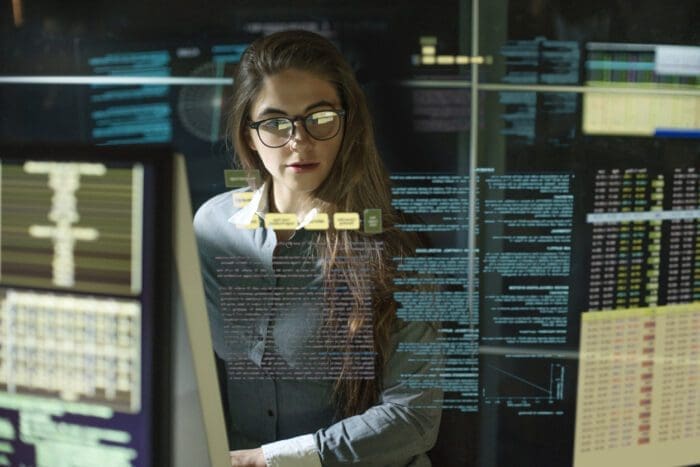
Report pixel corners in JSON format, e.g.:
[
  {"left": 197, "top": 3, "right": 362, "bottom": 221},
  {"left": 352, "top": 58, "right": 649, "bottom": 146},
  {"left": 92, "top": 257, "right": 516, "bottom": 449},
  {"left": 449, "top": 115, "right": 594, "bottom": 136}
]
[
  {"left": 474, "top": 1, "right": 700, "bottom": 465},
  {"left": 0, "top": 0, "right": 473, "bottom": 209}
]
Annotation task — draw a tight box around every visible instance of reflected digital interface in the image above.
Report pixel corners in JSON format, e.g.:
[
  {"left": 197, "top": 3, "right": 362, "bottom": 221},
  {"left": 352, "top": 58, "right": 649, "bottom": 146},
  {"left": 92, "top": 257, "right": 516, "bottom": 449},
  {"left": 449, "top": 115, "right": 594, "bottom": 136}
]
[{"left": 0, "top": 0, "right": 699, "bottom": 465}]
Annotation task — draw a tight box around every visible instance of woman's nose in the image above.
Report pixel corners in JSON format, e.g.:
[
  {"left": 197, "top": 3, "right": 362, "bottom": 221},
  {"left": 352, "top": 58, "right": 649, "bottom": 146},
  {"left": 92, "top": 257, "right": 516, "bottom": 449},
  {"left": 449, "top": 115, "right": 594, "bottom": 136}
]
[{"left": 290, "top": 120, "right": 312, "bottom": 145}]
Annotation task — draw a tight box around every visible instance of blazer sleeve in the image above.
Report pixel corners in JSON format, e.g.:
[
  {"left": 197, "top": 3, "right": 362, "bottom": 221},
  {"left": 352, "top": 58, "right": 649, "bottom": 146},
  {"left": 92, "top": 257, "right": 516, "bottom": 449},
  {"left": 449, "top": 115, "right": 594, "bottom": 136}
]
[{"left": 312, "top": 319, "right": 443, "bottom": 466}]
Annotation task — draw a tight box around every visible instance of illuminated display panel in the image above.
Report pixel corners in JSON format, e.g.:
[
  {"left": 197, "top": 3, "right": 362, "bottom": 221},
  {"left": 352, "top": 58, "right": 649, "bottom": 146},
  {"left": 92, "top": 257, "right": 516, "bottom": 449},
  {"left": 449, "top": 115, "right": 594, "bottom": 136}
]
[
  {"left": 582, "top": 43, "right": 700, "bottom": 137},
  {"left": 0, "top": 146, "right": 172, "bottom": 467}
]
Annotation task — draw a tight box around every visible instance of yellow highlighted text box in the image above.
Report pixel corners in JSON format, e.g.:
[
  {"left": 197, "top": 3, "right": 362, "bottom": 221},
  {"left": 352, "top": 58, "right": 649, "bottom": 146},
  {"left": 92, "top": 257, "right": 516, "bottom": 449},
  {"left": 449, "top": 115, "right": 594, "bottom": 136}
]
[
  {"left": 305, "top": 213, "right": 329, "bottom": 230},
  {"left": 333, "top": 212, "right": 360, "bottom": 230},
  {"left": 232, "top": 192, "right": 254, "bottom": 208},
  {"left": 235, "top": 215, "right": 260, "bottom": 230},
  {"left": 266, "top": 213, "right": 298, "bottom": 230}
]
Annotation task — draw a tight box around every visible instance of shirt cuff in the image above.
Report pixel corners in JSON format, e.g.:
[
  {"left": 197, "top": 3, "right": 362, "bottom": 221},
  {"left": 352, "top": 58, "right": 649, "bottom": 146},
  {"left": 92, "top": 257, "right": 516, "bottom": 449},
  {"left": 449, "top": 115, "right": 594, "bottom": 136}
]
[{"left": 261, "top": 433, "right": 322, "bottom": 467}]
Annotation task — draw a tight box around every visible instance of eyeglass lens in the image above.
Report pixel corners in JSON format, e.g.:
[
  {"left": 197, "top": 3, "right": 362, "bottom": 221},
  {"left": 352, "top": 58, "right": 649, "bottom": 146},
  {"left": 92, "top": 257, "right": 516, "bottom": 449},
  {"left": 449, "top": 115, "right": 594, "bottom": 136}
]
[{"left": 257, "top": 111, "right": 341, "bottom": 147}]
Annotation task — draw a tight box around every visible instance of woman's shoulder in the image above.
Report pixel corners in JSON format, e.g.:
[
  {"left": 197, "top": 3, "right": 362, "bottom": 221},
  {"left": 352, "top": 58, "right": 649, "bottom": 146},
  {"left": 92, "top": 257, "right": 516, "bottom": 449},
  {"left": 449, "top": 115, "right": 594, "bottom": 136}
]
[
  {"left": 195, "top": 187, "right": 250, "bottom": 220},
  {"left": 193, "top": 187, "right": 252, "bottom": 237}
]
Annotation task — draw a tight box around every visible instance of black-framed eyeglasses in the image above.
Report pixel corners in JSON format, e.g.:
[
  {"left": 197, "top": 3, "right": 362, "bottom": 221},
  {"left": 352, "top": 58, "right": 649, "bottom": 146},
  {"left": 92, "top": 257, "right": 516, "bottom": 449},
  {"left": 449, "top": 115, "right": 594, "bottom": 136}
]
[{"left": 247, "top": 109, "right": 346, "bottom": 148}]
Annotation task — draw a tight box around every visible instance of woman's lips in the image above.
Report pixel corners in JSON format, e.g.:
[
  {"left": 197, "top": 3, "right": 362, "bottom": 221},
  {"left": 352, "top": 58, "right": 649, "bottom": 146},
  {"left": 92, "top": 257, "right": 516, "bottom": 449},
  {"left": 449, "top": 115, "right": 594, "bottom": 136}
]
[{"left": 286, "top": 162, "right": 320, "bottom": 173}]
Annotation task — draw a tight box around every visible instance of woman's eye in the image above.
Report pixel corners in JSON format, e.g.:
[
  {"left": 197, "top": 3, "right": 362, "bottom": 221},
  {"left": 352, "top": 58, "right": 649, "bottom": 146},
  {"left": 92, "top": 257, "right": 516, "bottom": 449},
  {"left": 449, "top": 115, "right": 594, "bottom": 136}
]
[
  {"left": 262, "top": 119, "right": 292, "bottom": 131},
  {"left": 308, "top": 111, "right": 336, "bottom": 126}
]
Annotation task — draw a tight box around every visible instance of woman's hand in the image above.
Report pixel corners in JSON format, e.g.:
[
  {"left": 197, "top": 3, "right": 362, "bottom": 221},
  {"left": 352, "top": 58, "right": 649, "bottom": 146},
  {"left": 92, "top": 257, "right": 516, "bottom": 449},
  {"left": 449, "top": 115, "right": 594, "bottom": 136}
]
[{"left": 229, "top": 448, "right": 266, "bottom": 467}]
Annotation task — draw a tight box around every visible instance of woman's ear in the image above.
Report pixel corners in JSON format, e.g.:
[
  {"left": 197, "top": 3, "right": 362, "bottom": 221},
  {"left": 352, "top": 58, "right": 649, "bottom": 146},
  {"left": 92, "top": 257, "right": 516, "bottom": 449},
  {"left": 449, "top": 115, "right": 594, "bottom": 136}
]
[{"left": 245, "top": 129, "right": 257, "bottom": 152}]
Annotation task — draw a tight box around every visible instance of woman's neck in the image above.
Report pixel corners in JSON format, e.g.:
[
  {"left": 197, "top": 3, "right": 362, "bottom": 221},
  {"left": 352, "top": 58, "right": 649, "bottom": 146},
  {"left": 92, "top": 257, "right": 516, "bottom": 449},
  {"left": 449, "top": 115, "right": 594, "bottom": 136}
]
[
  {"left": 269, "top": 183, "right": 312, "bottom": 243},
  {"left": 270, "top": 183, "right": 313, "bottom": 219}
]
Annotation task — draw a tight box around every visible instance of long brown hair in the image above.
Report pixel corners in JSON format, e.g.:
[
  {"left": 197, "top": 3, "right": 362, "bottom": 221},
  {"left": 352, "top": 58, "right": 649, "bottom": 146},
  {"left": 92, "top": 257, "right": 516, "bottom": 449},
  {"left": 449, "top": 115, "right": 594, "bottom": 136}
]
[{"left": 228, "top": 30, "right": 419, "bottom": 418}]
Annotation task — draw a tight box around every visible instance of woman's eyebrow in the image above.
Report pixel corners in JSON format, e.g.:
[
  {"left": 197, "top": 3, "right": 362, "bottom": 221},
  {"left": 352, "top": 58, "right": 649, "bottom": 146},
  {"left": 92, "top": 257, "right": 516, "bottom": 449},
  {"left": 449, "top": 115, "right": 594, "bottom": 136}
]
[
  {"left": 304, "top": 100, "right": 337, "bottom": 112},
  {"left": 256, "top": 106, "right": 287, "bottom": 118}
]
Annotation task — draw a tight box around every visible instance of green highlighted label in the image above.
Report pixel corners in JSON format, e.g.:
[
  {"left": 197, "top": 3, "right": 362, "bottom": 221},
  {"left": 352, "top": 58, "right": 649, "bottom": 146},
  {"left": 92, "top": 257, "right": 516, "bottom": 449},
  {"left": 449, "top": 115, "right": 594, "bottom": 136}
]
[
  {"left": 363, "top": 209, "right": 382, "bottom": 234},
  {"left": 224, "top": 169, "right": 260, "bottom": 188}
]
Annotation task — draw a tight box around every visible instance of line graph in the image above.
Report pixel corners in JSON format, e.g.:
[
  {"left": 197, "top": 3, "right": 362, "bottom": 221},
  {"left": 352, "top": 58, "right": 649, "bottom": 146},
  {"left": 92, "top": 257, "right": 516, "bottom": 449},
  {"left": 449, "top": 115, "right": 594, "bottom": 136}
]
[{"left": 482, "top": 362, "right": 565, "bottom": 407}]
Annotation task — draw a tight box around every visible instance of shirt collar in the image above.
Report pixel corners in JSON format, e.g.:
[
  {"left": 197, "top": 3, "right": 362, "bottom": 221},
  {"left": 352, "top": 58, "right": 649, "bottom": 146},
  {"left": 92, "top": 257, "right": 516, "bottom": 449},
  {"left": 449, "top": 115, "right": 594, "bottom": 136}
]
[
  {"left": 228, "top": 183, "right": 267, "bottom": 226},
  {"left": 228, "top": 182, "right": 319, "bottom": 230}
]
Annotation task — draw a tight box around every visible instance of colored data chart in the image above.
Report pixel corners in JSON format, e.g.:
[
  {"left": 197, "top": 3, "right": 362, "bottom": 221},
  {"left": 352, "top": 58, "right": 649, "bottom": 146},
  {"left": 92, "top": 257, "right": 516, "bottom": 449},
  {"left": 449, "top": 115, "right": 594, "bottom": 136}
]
[
  {"left": 587, "top": 168, "right": 663, "bottom": 310},
  {"left": 0, "top": 289, "right": 142, "bottom": 412},
  {"left": 586, "top": 167, "right": 700, "bottom": 310},
  {"left": 582, "top": 43, "right": 700, "bottom": 137},
  {"left": 574, "top": 303, "right": 700, "bottom": 467},
  {"left": 0, "top": 161, "right": 143, "bottom": 295}
]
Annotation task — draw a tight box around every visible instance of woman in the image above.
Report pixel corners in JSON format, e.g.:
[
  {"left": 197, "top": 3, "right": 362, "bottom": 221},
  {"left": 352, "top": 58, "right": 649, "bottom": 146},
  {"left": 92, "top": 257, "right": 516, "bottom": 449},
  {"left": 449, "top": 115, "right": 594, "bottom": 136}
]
[{"left": 194, "top": 30, "right": 442, "bottom": 467}]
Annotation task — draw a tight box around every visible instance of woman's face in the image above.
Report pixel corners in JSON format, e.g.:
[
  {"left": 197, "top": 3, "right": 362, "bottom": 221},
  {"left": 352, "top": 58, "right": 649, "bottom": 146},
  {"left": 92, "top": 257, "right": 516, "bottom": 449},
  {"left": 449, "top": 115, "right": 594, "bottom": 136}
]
[{"left": 247, "top": 68, "right": 344, "bottom": 199}]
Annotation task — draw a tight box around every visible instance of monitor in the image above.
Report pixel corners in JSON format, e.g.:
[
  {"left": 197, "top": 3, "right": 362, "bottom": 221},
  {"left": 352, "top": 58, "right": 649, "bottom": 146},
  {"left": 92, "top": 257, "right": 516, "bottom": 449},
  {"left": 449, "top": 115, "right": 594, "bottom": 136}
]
[{"left": 0, "top": 145, "right": 228, "bottom": 467}]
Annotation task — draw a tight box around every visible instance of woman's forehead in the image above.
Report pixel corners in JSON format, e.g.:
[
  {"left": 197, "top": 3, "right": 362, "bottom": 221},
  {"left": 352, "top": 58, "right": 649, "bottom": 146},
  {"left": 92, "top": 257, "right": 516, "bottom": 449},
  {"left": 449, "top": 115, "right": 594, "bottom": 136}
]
[{"left": 250, "top": 68, "right": 341, "bottom": 117}]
